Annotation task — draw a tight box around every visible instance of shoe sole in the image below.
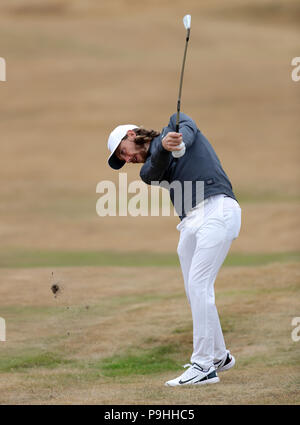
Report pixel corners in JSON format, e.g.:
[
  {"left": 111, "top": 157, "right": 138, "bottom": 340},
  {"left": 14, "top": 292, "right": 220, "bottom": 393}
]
[
  {"left": 165, "top": 377, "right": 220, "bottom": 387},
  {"left": 217, "top": 355, "right": 235, "bottom": 372},
  {"left": 194, "top": 376, "right": 220, "bottom": 385}
]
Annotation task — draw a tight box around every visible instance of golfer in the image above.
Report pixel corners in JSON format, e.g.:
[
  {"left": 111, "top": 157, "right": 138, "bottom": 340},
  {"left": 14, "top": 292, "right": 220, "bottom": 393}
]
[{"left": 107, "top": 113, "right": 241, "bottom": 386}]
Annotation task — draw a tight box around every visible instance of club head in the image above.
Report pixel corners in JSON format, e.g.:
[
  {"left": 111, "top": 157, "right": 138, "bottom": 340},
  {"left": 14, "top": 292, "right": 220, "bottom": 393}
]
[{"left": 183, "top": 14, "right": 191, "bottom": 30}]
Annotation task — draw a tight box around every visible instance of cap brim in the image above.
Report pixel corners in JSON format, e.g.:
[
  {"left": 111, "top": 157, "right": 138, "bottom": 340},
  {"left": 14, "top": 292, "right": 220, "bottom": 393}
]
[{"left": 108, "top": 152, "right": 126, "bottom": 170}]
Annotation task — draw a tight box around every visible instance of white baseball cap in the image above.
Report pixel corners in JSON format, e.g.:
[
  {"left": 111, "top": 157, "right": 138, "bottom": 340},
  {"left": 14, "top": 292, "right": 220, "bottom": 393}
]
[{"left": 107, "top": 124, "right": 139, "bottom": 169}]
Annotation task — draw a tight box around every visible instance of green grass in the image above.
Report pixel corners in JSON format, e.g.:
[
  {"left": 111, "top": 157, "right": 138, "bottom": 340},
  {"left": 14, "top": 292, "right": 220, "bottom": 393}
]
[
  {"left": 0, "top": 249, "right": 299, "bottom": 268},
  {"left": 94, "top": 345, "right": 181, "bottom": 377},
  {"left": 235, "top": 191, "right": 300, "bottom": 203},
  {"left": 224, "top": 252, "right": 300, "bottom": 267},
  {"left": 0, "top": 351, "right": 72, "bottom": 372},
  {"left": 0, "top": 345, "right": 181, "bottom": 378},
  {"left": 0, "top": 250, "right": 179, "bottom": 268}
]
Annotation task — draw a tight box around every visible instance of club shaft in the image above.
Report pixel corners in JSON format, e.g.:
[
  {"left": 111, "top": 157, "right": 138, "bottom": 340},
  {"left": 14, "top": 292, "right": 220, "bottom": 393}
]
[{"left": 176, "top": 28, "right": 190, "bottom": 132}]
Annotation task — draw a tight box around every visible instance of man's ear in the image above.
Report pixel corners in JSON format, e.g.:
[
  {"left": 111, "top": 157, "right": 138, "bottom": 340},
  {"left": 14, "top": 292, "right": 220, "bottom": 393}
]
[{"left": 127, "top": 129, "right": 136, "bottom": 139}]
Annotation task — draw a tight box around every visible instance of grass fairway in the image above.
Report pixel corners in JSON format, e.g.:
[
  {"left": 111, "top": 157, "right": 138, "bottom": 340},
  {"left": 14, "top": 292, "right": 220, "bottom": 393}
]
[
  {"left": 0, "top": 0, "right": 299, "bottom": 406},
  {"left": 0, "top": 249, "right": 299, "bottom": 268},
  {"left": 0, "top": 260, "right": 299, "bottom": 404}
]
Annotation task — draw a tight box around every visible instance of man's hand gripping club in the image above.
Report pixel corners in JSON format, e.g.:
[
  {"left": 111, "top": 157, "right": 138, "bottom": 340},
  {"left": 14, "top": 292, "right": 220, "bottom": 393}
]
[{"left": 162, "top": 132, "right": 186, "bottom": 158}]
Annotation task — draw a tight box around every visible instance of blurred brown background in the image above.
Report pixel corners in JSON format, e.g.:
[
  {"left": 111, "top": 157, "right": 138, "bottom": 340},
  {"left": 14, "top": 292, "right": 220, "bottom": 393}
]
[
  {"left": 0, "top": 0, "right": 299, "bottom": 257},
  {"left": 0, "top": 0, "right": 299, "bottom": 405}
]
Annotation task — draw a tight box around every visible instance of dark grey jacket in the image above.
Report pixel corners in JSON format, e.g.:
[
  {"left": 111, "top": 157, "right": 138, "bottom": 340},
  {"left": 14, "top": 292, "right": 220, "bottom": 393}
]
[{"left": 140, "top": 113, "right": 236, "bottom": 220}]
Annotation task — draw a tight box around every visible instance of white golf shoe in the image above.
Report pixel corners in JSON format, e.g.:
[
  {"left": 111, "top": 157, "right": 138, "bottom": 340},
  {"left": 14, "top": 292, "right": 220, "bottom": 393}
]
[
  {"left": 214, "top": 352, "right": 235, "bottom": 372},
  {"left": 165, "top": 363, "right": 219, "bottom": 387}
]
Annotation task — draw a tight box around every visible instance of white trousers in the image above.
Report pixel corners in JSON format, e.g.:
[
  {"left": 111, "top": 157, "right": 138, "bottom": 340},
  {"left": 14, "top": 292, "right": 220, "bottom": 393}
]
[{"left": 177, "top": 194, "right": 241, "bottom": 368}]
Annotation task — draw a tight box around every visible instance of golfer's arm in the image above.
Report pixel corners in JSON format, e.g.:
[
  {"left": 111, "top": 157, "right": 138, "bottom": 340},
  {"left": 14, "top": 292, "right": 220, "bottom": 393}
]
[
  {"left": 170, "top": 113, "right": 198, "bottom": 149},
  {"left": 140, "top": 145, "right": 171, "bottom": 185}
]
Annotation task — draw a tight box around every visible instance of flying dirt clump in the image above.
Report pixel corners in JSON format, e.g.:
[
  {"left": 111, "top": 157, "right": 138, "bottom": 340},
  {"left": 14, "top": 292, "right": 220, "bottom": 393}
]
[
  {"left": 51, "top": 283, "right": 61, "bottom": 297},
  {"left": 50, "top": 272, "right": 63, "bottom": 298}
]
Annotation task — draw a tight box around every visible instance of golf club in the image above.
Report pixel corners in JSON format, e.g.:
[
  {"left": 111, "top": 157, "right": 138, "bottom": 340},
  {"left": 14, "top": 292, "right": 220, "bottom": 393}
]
[
  {"left": 172, "top": 14, "right": 191, "bottom": 159},
  {"left": 176, "top": 14, "right": 191, "bottom": 132}
]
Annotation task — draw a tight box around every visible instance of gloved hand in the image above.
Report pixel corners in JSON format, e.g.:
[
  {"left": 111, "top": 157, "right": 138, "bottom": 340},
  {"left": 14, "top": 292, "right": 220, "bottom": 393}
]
[
  {"left": 162, "top": 132, "right": 185, "bottom": 157},
  {"left": 172, "top": 142, "right": 186, "bottom": 158}
]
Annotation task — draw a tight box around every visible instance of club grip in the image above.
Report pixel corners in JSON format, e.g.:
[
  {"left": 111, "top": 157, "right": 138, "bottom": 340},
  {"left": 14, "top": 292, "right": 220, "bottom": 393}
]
[{"left": 176, "top": 100, "right": 180, "bottom": 132}]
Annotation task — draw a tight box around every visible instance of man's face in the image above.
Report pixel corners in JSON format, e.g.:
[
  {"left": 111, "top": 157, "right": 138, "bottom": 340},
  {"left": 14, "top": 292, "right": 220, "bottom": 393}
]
[{"left": 115, "top": 130, "right": 149, "bottom": 164}]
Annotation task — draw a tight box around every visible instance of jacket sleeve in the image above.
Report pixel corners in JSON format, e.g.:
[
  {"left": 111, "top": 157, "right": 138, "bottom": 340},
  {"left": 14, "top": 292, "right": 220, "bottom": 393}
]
[
  {"left": 140, "top": 140, "right": 171, "bottom": 185},
  {"left": 169, "top": 112, "right": 198, "bottom": 149}
]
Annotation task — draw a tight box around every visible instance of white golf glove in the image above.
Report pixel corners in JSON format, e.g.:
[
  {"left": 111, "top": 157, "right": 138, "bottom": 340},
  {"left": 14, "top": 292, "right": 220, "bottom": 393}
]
[{"left": 172, "top": 142, "right": 186, "bottom": 158}]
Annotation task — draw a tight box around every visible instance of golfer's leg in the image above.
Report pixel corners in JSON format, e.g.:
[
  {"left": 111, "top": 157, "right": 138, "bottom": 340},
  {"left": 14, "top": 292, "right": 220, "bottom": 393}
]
[
  {"left": 210, "top": 199, "right": 242, "bottom": 361},
  {"left": 189, "top": 239, "right": 231, "bottom": 368},
  {"left": 208, "top": 239, "right": 233, "bottom": 362},
  {"left": 177, "top": 228, "right": 196, "bottom": 305},
  {"left": 211, "top": 197, "right": 242, "bottom": 361}
]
